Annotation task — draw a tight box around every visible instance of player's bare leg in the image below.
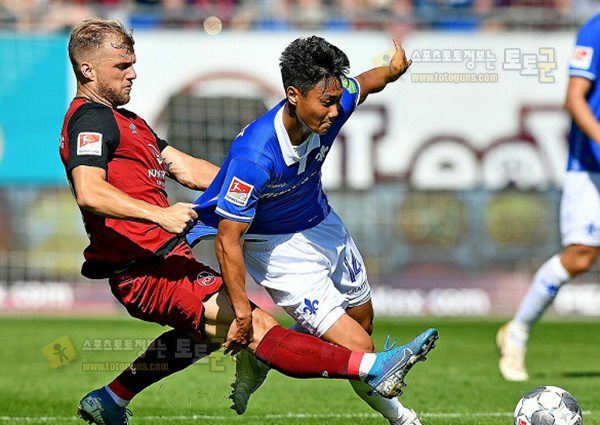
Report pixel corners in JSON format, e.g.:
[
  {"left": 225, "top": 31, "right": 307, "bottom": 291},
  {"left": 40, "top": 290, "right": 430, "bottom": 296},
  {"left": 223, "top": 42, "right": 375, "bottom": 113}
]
[
  {"left": 346, "top": 301, "right": 374, "bottom": 335},
  {"left": 321, "top": 313, "right": 375, "bottom": 352},
  {"left": 323, "top": 310, "right": 426, "bottom": 425},
  {"left": 498, "top": 244, "right": 597, "bottom": 381}
]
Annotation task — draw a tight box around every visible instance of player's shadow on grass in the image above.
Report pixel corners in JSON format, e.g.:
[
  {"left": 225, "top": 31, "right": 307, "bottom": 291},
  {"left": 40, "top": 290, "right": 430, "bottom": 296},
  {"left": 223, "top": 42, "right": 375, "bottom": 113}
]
[
  {"left": 533, "top": 371, "right": 600, "bottom": 378},
  {"left": 561, "top": 371, "right": 600, "bottom": 378}
]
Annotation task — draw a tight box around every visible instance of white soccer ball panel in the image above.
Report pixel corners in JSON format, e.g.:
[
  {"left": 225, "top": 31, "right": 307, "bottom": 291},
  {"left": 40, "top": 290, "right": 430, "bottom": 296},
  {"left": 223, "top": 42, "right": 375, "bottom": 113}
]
[
  {"left": 521, "top": 397, "right": 542, "bottom": 418},
  {"left": 538, "top": 390, "right": 563, "bottom": 410}
]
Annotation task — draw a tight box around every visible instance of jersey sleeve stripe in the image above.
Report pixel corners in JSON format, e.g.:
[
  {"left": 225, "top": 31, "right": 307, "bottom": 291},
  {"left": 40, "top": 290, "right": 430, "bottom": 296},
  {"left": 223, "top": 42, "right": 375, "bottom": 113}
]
[
  {"left": 215, "top": 207, "right": 254, "bottom": 222},
  {"left": 570, "top": 69, "right": 597, "bottom": 80}
]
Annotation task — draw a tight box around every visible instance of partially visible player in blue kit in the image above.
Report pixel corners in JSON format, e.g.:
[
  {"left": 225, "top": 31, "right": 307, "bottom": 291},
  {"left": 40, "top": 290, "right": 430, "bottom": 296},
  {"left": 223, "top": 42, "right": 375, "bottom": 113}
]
[
  {"left": 188, "top": 36, "right": 437, "bottom": 425},
  {"left": 497, "top": 13, "right": 600, "bottom": 381}
]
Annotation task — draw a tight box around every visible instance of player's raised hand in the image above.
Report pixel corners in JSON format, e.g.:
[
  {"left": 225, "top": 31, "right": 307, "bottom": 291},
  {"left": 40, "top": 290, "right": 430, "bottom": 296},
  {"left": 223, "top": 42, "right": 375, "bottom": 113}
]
[
  {"left": 223, "top": 316, "right": 253, "bottom": 356},
  {"left": 388, "top": 38, "right": 412, "bottom": 81},
  {"left": 155, "top": 202, "right": 198, "bottom": 235}
]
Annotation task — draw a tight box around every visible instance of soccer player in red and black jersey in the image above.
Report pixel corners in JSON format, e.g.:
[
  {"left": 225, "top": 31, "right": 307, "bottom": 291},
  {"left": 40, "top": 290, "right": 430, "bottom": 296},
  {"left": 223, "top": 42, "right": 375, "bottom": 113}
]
[{"left": 62, "top": 18, "right": 438, "bottom": 425}]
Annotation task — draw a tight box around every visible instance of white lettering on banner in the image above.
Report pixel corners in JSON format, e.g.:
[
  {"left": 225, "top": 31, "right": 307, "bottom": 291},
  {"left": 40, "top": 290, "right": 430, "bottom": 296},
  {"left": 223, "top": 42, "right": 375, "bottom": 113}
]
[
  {"left": 2, "top": 282, "right": 74, "bottom": 310},
  {"left": 555, "top": 284, "right": 600, "bottom": 316},
  {"left": 328, "top": 105, "right": 569, "bottom": 190},
  {"left": 371, "top": 287, "right": 491, "bottom": 316}
]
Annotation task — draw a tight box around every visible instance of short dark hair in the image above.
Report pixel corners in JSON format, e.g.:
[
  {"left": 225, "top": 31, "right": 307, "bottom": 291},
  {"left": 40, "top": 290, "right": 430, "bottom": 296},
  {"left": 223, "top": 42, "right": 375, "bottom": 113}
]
[{"left": 279, "top": 36, "right": 350, "bottom": 96}]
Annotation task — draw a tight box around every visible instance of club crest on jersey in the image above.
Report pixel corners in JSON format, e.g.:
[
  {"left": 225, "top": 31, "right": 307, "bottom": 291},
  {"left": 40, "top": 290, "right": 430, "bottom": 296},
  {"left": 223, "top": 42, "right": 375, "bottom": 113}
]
[
  {"left": 196, "top": 271, "right": 217, "bottom": 286},
  {"left": 77, "top": 132, "right": 102, "bottom": 156},
  {"left": 225, "top": 177, "right": 254, "bottom": 207}
]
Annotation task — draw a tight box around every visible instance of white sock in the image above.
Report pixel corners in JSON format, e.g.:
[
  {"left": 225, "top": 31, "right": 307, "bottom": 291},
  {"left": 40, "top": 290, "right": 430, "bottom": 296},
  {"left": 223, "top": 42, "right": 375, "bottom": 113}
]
[
  {"left": 511, "top": 254, "right": 571, "bottom": 346},
  {"left": 358, "top": 353, "right": 376, "bottom": 378},
  {"left": 104, "top": 385, "right": 130, "bottom": 408},
  {"left": 350, "top": 380, "right": 407, "bottom": 423}
]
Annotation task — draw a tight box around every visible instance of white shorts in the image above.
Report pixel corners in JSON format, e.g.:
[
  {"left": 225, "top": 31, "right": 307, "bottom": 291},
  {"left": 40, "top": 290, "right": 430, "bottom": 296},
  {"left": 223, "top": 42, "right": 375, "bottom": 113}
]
[
  {"left": 243, "top": 210, "right": 371, "bottom": 337},
  {"left": 560, "top": 171, "right": 600, "bottom": 247}
]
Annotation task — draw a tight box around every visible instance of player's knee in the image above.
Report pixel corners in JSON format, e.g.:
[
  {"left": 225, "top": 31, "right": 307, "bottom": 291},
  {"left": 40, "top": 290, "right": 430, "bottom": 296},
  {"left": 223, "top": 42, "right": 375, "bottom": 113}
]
[
  {"left": 563, "top": 246, "right": 598, "bottom": 275},
  {"left": 573, "top": 255, "right": 595, "bottom": 274}
]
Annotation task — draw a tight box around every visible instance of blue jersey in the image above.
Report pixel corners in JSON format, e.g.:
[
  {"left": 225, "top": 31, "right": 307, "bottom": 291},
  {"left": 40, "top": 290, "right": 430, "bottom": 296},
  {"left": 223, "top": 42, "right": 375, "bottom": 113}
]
[
  {"left": 568, "top": 13, "right": 600, "bottom": 172},
  {"left": 187, "top": 77, "right": 360, "bottom": 245}
]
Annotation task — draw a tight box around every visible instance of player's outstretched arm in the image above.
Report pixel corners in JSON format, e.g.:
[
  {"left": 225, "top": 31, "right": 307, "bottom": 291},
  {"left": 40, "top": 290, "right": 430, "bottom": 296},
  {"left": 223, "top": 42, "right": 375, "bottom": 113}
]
[
  {"left": 161, "top": 146, "right": 220, "bottom": 191},
  {"left": 215, "top": 218, "right": 254, "bottom": 355},
  {"left": 72, "top": 165, "right": 197, "bottom": 235},
  {"left": 565, "top": 76, "right": 600, "bottom": 145},
  {"left": 355, "top": 38, "right": 411, "bottom": 105}
]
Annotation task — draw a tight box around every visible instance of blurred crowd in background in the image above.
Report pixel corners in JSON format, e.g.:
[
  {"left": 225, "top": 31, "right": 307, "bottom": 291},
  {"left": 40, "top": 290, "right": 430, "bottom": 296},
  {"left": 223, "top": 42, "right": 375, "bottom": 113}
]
[{"left": 0, "top": 0, "right": 598, "bottom": 33}]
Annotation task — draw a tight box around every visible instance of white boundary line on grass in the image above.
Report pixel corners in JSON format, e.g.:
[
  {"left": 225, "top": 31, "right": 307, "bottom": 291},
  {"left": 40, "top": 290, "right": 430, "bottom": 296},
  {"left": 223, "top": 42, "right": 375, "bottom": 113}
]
[{"left": 0, "top": 412, "right": 597, "bottom": 421}]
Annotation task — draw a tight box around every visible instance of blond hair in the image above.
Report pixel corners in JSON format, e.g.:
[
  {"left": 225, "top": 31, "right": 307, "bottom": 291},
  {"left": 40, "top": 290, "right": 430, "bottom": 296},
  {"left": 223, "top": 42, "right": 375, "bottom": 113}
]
[{"left": 68, "top": 18, "right": 134, "bottom": 74}]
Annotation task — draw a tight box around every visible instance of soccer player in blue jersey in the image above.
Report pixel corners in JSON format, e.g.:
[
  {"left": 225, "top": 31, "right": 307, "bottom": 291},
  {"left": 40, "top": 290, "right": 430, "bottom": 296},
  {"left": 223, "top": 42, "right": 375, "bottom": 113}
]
[
  {"left": 497, "top": 13, "right": 600, "bottom": 381},
  {"left": 187, "top": 36, "right": 437, "bottom": 425}
]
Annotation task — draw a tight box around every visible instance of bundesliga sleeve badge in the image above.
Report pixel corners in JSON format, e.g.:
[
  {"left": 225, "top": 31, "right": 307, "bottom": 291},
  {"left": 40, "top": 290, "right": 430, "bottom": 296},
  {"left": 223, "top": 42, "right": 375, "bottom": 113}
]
[
  {"left": 571, "top": 46, "right": 593, "bottom": 70},
  {"left": 77, "top": 132, "right": 103, "bottom": 156},
  {"left": 225, "top": 176, "right": 254, "bottom": 207}
]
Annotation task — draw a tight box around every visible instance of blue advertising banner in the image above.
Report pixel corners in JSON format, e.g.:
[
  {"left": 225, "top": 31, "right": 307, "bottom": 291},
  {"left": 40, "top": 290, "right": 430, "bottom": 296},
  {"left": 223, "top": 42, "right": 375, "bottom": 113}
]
[{"left": 0, "top": 34, "right": 70, "bottom": 185}]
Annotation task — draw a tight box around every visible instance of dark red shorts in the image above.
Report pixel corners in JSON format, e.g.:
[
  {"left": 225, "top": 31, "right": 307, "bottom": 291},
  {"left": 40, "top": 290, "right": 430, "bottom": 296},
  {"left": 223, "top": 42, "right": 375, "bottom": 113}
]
[{"left": 108, "top": 242, "right": 223, "bottom": 338}]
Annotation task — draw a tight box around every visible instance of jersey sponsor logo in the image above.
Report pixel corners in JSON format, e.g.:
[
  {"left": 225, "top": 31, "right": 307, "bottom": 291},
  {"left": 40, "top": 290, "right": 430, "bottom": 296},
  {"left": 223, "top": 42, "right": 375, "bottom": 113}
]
[
  {"left": 571, "top": 46, "right": 593, "bottom": 70},
  {"left": 315, "top": 146, "right": 329, "bottom": 162},
  {"left": 147, "top": 144, "right": 164, "bottom": 166},
  {"left": 225, "top": 177, "right": 254, "bottom": 207},
  {"left": 347, "top": 280, "right": 368, "bottom": 296},
  {"left": 196, "top": 271, "right": 217, "bottom": 286},
  {"left": 261, "top": 170, "right": 319, "bottom": 199},
  {"left": 77, "top": 132, "right": 102, "bottom": 156},
  {"left": 267, "top": 182, "right": 287, "bottom": 189}
]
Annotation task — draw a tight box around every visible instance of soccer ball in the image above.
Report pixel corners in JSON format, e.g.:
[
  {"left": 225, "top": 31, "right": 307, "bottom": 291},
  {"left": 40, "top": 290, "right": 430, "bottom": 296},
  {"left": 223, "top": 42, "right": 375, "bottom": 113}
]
[{"left": 514, "top": 386, "right": 583, "bottom": 425}]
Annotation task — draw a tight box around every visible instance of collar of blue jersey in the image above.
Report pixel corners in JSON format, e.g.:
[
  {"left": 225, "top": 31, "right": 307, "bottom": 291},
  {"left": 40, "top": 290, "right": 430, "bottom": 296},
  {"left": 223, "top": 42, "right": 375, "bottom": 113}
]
[{"left": 274, "top": 105, "right": 321, "bottom": 174}]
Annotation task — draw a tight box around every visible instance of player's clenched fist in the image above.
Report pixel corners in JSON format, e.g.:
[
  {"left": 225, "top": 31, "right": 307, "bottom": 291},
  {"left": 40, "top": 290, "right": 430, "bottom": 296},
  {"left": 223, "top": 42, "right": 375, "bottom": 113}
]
[{"left": 155, "top": 202, "right": 198, "bottom": 235}]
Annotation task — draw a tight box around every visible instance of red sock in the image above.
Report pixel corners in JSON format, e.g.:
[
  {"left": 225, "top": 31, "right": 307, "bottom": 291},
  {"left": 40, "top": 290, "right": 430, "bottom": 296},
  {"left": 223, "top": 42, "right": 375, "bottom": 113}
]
[{"left": 255, "top": 325, "right": 364, "bottom": 380}]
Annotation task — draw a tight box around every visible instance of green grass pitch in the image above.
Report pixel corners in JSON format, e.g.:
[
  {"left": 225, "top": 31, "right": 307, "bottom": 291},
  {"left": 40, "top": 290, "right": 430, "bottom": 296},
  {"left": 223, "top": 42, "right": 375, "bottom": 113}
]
[{"left": 0, "top": 315, "right": 598, "bottom": 424}]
